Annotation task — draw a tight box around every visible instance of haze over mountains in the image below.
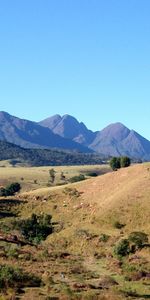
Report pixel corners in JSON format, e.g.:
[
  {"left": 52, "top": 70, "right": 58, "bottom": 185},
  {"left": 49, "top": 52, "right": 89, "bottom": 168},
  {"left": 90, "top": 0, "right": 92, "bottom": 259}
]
[{"left": 0, "top": 111, "right": 150, "bottom": 160}]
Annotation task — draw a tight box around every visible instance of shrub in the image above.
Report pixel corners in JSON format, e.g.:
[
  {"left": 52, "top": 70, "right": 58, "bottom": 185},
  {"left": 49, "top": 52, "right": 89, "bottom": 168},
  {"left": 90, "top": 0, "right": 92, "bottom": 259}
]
[
  {"left": 13, "top": 213, "right": 53, "bottom": 244},
  {"left": 114, "top": 239, "right": 130, "bottom": 257},
  {"left": 109, "top": 157, "right": 121, "bottom": 171},
  {"left": 1, "top": 182, "right": 21, "bottom": 196},
  {"left": 113, "top": 221, "right": 125, "bottom": 229},
  {"left": 99, "top": 233, "right": 110, "bottom": 242},
  {"left": 120, "top": 156, "right": 131, "bottom": 168},
  {"left": 63, "top": 187, "right": 81, "bottom": 198},
  {"left": 69, "top": 174, "right": 85, "bottom": 183},
  {"left": 86, "top": 172, "right": 98, "bottom": 177},
  {"left": 128, "top": 231, "right": 148, "bottom": 249}
]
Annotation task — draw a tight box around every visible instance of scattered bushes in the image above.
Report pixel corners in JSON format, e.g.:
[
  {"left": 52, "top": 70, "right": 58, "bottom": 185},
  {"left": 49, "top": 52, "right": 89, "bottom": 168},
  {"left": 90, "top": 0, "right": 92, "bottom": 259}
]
[
  {"left": 0, "top": 264, "right": 41, "bottom": 290},
  {"left": 0, "top": 182, "right": 21, "bottom": 196},
  {"left": 13, "top": 213, "right": 53, "bottom": 244}
]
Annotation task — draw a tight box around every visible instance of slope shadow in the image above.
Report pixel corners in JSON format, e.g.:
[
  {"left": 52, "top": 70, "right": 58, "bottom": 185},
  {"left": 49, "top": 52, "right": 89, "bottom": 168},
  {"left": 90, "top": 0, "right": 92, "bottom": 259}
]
[{"left": 0, "top": 199, "right": 26, "bottom": 218}]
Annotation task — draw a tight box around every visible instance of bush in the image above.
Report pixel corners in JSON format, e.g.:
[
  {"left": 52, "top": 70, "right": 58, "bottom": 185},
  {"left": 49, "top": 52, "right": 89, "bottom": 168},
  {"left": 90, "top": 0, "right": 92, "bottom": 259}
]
[
  {"left": 113, "top": 221, "right": 125, "bottom": 229},
  {"left": 69, "top": 174, "right": 85, "bottom": 183},
  {"left": 114, "top": 239, "right": 130, "bottom": 257},
  {"left": 120, "top": 156, "right": 131, "bottom": 168},
  {"left": 99, "top": 234, "right": 110, "bottom": 242},
  {"left": 0, "top": 182, "right": 21, "bottom": 196},
  {"left": 13, "top": 213, "right": 53, "bottom": 244},
  {"left": 86, "top": 172, "right": 98, "bottom": 177},
  {"left": 128, "top": 232, "right": 148, "bottom": 249},
  {"left": 110, "top": 156, "right": 131, "bottom": 171},
  {"left": 109, "top": 157, "right": 121, "bottom": 171}
]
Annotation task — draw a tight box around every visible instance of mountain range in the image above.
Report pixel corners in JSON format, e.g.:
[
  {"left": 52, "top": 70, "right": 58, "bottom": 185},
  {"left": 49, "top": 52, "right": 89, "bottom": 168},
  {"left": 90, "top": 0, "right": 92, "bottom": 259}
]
[{"left": 0, "top": 111, "right": 150, "bottom": 161}]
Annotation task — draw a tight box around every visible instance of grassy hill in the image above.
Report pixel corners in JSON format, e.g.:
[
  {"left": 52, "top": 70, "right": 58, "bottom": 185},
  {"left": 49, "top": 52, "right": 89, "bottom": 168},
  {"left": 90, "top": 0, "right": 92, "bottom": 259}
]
[{"left": 0, "top": 163, "right": 149, "bottom": 299}]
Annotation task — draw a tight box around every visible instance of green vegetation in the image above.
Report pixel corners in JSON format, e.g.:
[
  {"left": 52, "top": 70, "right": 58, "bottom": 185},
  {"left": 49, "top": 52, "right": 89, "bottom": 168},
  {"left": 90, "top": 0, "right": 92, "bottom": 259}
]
[
  {"left": 13, "top": 213, "right": 53, "bottom": 243},
  {"left": 0, "top": 140, "right": 107, "bottom": 166},
  {"left": 109, "top": 157, "right": 121, "bottom": 171},
  {"left": 110, "top": 156, "right": 131, "bottom": 170},
  {"left": 69, "top": 174, "right": 86, "bottom": 183},
  {"left": 0, "top": 264, "right": 41, "bottom": 290},
  {"left": 114, "top": 231, "right": 149, "bottom": 257},
  {"left": 0, "top": 182, "right": 21, "bottom": 196},
  {"left": 128, "top": 231, "right": 149, "bottom": 249}
]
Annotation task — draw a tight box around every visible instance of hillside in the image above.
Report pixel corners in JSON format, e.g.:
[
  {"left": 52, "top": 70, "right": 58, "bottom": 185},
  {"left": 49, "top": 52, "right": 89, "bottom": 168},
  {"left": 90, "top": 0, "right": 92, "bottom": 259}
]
[
  {"left": 0, "top": 163, "right": 149, "bottom": 299},
  {"left": 0, "top": 140, "right": 104, "bottom": 166},
  {"left": 0, "top": 164, "right": 150, "bottom": 300}
]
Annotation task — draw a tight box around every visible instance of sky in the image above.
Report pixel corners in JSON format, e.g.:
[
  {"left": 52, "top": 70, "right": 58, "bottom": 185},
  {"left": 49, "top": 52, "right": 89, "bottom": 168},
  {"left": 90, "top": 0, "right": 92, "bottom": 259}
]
[{"left": 0, "top": 0, "right": 150, "bottom": 138}]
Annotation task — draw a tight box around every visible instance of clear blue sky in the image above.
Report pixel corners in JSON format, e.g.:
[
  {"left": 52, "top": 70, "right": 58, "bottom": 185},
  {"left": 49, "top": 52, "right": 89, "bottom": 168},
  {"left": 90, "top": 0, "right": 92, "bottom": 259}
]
[{"left": 0, "top": 0, "right": 150, "bottom": 138}]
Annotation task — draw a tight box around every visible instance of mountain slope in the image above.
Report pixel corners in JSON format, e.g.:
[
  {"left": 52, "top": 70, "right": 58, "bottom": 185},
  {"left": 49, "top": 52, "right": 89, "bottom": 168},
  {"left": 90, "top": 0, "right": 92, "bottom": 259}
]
[
  {"left": 39, "top": 114, "right": 95, "bottom": 146},
  {"left": 89, "top": 122, "right": 150, "bottom": 160},
  {"left": 0, "top": 112, "right": 91, "bottom": 152}
]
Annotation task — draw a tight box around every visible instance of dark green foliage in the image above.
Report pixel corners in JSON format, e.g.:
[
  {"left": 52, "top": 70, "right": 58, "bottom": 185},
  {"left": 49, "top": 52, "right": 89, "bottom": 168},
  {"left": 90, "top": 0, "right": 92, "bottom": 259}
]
[
  {"left": 86, "top": 172, "right": 98, "bottom": 177},
  {"left": 0, "top": 182, "right": 21, "bottom": 196},
  {"left": 128, "top": 231, "right": 149, "bottom": 249},
  {"left": 110, "top": 156, "right": 131, "bottom": 170},
  {"left": 109, "top": 157, "right": 121, "bottom": 171},
  {"left": 114, "top": 239, "right": 130, "bottom": 257},
  {"left": 0, "top": 140, "right": 106, "bottom": 166},
  {"left": 0, "top": 264, "right": 41, "bottom": 290},
  {"left": 120, "top": 156, "right": 131, "bottom": 168},
  {"left": 69, "top": 174, "right": 86, "bottom": 183},
  {"left": 13, "top": 213, "right": 53, "bottom": 243}
]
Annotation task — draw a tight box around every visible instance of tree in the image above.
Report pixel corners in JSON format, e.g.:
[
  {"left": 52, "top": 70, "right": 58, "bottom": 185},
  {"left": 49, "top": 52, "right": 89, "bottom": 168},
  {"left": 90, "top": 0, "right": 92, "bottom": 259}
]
[
  {"left": 49, "top": 168, "right": 56, "bottom": 184},
  {"left": 109, "top": 157, "right": 121, "bottom": 171},
  {"left": 60, "top": 171, "right": 65, "bottom": 181},
  {"left": 120, "top": 156, "right": 131, "bottom": 168}
]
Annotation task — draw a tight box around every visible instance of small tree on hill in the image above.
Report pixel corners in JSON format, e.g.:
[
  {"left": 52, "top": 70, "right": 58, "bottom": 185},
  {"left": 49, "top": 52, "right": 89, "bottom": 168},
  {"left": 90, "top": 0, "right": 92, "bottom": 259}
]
[
  {"left": 49, "top": 168, "right": 56, "bottom": 184},
  {"left": 109, "top": 157, "right": 121, "bottom": 171},
  {"left": 120, "top": 156, "right": 131, "bottom": 168}
]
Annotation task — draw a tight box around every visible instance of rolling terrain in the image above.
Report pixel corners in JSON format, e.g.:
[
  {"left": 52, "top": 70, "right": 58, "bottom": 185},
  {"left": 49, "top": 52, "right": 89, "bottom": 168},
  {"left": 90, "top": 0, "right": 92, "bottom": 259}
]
[{"left": 0, "top": 163, "right": 149, "bottom": 299}]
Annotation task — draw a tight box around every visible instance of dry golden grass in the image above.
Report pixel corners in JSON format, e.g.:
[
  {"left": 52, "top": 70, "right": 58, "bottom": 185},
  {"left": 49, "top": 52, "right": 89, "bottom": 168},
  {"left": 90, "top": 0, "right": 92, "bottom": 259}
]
[{"left": 0, "top": 163, "right": 150, "bottom": 299}]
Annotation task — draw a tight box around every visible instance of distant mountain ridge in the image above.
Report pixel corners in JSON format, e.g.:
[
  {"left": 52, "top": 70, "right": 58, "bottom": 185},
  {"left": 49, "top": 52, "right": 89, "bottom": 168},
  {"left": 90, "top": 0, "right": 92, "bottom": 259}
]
[
  {"left": 0, "top": 111, "right": 150, "bottom": 160},
  {"left": 39, "top": 114, "right": 150, "bottom": 161},
  {"left": 0, "top": 111, "right": 91, "bottom": 153},
  {"left": 39, "top": 114, "right": 95, "bottom": 146}
]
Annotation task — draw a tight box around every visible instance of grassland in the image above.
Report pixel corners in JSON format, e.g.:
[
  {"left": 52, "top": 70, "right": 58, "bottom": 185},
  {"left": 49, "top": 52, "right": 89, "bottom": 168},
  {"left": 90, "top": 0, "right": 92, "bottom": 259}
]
[{"left": 0, "top": 163, "right": 150, "bottom": 299}]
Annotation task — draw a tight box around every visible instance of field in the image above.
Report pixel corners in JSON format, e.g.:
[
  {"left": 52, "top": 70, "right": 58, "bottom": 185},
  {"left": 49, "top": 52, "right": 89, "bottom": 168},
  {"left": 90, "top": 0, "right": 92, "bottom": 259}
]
[{"left": 0, "top": 163, "right": 150, "bottom": 299}]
